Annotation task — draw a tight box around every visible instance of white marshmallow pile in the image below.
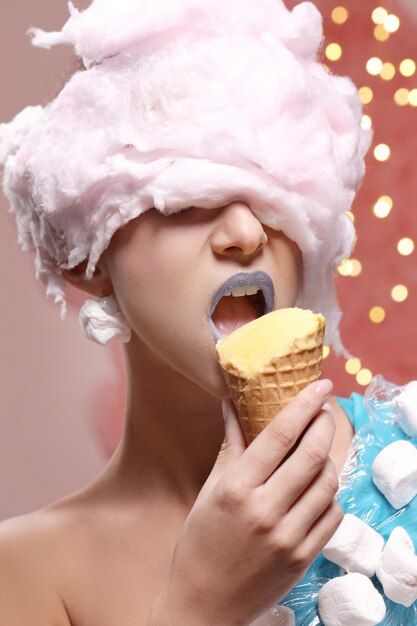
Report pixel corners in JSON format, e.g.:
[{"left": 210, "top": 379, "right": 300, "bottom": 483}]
[
  {"left": 395, "top": 381, "right": 417, "bottom": 438},
  {"left": 322, "top": 513, "right": 384, "bottom": 577},
  {"left": 318, "top": 414, "right": 417, "bottom": 624},
  {"left": 372, "top": 440, "right": 417, "bottom": 509},
  {"left": 320, "top": 515, "right": 417, "bottom": 625},
  {"left": 318, "top": 572, "right": 386, "bottom": 626},
  {"left": 376, "top": 527, "right": 417, "bottom": 608}
]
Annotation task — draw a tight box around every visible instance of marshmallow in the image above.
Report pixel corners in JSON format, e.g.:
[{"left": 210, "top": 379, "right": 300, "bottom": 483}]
[
  {"left": 251, "top": 605, "right": 295, "bottom": 625},
  {"left": 395, "top": 381, "right": 417, "bottom": 438},
  {"left": 372, "top": 440, "right": 417, "bottom": 509},
  {"left": 322, "top": 514, "right": 384, "bottom": 577},
  {"left": 318, "top": 573, "right": 386, "bottom": 626},
  {"left": 376, "top": 526, "right": 417, "bottom": 607}
]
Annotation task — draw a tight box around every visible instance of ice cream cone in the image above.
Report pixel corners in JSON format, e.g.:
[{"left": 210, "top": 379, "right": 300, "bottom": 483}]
[{"left": 216, "top": 308, "right": 325, "bottom": 444}]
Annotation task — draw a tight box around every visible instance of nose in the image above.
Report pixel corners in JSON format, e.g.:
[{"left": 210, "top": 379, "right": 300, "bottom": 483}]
[{"left": 210, "top": 202, "right": 268, "bottom": 259}]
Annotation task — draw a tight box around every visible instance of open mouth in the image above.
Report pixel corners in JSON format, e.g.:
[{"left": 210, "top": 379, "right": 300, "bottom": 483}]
[
  {"left": 211, "top": 290, "right": 266, "bottom": 336},
  {"left": 209, "top": 271, "right": 274, "bottom": 343}
]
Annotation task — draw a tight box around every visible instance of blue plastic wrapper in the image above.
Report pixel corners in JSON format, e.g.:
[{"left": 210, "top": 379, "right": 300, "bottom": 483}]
[{"left": 270, "top": 375, "right": 417, "bottom": 626}]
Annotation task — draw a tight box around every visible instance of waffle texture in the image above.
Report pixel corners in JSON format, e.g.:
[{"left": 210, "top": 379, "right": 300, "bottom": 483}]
[{"left": 221, "top": 322, "right": 325, "bottom": 444}]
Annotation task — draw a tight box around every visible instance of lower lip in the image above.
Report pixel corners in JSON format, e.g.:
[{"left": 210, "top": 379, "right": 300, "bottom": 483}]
[{"left": 209, "top": 320, "right": 223, "bottom": 344}]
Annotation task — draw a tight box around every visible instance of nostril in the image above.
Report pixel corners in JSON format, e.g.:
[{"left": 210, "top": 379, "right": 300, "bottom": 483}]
[
  {"left": 225, "top": 246, "right": 243, "bottom": 253},
  {"left": 223, "top": 242, "right": 265, "bottom": 255}
]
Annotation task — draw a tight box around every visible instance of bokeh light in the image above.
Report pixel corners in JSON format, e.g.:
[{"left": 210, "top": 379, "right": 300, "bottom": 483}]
[
  {"left": 380, "top": 63, "right": 395, "bottom": 81},
  {"left": 408, "top": 89, "right": 417, "bottom": 107},
  {"left": 369, "top": 306, "right": 386, "bottom": 323},
  {"left": 397, "top": 238, "right": 415, "bottom": 256},
  {"left": 331, "top": 7, "right": 349, "bottom": 24},
  {"left": 358, "top": 86, "right": 373, "bottom": 104},
  {"left": 338, "top": 258, "right": 362, "bottom": 277},
  {"left": 374, "top": 24, "right": 390, "bottom": 42},
  {"left": 384, "top": 14, "right": 400, "bottom": 33},
  {"left": 361, "top": 114, "right": 372, "bottom": 130},
  {"left": 351, "top": 260, "right": 362, "bottom": 276},
  {"left": 356, "top": 369, "right": 373, "bottom": 386},
  {"left": 373, "top": 195, "right": 393, "bottom": 218},
  {"left": 345, "top": 358, "right": 361, "bottom": 375},
  {"left": 373, "top": 144, "right": 391, "bottom": 161},
  {"left": 391, "top": 285, "right": 409, "bottom": 302},
  {"left": 338, "top": 259, "right": 353, "bottom": 276},
  {"left": 394, "top": 88, "right": 410, "bottom": 106},
  {"left": 372, "top": 7, "right": 388, "bottom": 25},
  {"left": 399, "top": 59, "right": 416, "bottom": 77},
  {"left": 326, "top": 43, "right": 343, "bottom": 61},
  {"left": 366, "top": 57, "right": 383, "bottom": 76}
]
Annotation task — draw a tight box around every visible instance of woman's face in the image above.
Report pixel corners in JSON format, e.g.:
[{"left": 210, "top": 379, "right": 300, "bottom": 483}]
[{"left": 101, "top": 202, "right": 303, "bottom": 399}]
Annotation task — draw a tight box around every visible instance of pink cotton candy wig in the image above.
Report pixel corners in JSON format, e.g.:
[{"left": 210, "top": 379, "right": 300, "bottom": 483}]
[{"left": 0, "top": 0, "right": 371, "bottom": 355}]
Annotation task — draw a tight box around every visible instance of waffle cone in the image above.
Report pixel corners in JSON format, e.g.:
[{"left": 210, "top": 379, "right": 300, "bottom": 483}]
[{"left": 221, "top": 323, "right": 325, "bottom": 444}]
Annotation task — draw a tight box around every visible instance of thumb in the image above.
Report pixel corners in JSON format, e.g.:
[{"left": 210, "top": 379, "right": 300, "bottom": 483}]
[
  {"left": 221, "top": 399, "right": 248, "bottom": 455},
  {"left": 201, "top": 400, "right": 247, "bottom": 494}
]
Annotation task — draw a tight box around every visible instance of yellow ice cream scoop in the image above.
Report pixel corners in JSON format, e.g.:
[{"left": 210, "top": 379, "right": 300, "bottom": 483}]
[{"left": 216, "top": 307, "right": 326, "bottom": 444}]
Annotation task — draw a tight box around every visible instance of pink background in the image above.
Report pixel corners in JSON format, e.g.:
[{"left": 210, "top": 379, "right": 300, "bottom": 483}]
[
  {"left": 0, "top": 0, "right": 110, "bottom": 521},
  {"left": 1, "top": 1, "right": 417, "bottom": 520}
]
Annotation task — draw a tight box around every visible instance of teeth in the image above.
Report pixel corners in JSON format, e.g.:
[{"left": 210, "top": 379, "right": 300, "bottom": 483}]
[{"left": 231, "top": 285, "right": 259, "bottom": 297}]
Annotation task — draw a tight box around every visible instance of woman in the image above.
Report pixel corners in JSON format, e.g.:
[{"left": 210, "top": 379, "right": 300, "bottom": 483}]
[{"left": 0, "top": 0, "right": 369, "bottom": 623}]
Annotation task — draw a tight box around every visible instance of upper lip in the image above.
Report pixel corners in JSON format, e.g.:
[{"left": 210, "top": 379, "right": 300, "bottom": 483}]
[{"left": 209, "top": 271, "right": 275, "bottom": 319}]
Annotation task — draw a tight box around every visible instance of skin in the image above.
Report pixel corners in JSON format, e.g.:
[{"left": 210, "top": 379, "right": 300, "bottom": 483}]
[{"left": 0, "top": 202, "right": 354, "bottom": 625}]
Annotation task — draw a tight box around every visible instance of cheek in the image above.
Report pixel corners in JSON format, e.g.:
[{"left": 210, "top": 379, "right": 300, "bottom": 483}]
[
  {"left": 108, "top": 252, "right": 166, "bottom": 321},
  {"left": 105, "top": 235, "right": 194, "bottom": 339},
  {"left": 269, "top": 238, "right": 303, "bottom": 308}
]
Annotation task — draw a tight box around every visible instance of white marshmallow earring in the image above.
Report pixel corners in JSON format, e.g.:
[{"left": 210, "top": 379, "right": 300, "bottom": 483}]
[{"left": 79, "top": 295, "right": 132, "bottom": 346}]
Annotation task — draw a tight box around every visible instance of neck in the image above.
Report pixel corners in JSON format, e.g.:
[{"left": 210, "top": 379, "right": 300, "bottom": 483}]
[{"left": 104, "top": 336, "right": 225, "bottom": 509}]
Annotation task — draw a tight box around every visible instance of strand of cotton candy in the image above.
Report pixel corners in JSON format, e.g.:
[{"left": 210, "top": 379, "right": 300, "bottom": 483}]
[
  {"left": 318, "top": 573, "right": 386, "bottom": 626},
  {"left": 0, "top": 0, "right": 371, "bottom": 354},
  {"left": 375, "top": 526, "right": 417, "bottom": 607}
]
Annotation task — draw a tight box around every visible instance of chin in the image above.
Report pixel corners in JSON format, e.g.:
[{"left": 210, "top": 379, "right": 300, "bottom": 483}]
[
  {"left": 203, "top": 366, "right": 232, "bottom": 401},
  {"left": 185, "top": 355, "right": 231, "bottom": 400}
]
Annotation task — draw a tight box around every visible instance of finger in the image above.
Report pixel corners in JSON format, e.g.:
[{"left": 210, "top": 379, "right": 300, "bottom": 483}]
[
  {"left": 286, "top": 457, "right": 340, "bottom": 537},
  {"left": 297, "top": 499, "right": 344, "bottom": 565},
  {"left": 263, "top": 405, "right": 335, "bottom": 511},
  {"left": 231, "top": 379, "right": 333, "bottom": 488}
]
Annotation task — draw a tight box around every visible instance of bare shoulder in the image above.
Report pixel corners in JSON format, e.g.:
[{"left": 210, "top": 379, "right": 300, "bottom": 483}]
[
  {"left": 0, "top": 488, "right": 176, "bottom": 626},
  {"left": 0, "top": 506, "right": 74, "bottom": 625}
]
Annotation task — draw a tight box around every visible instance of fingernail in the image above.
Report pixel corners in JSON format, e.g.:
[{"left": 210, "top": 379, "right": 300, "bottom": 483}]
[
  {"left": 322, "top": 402, "right": 333, "bottom": 414},
  {"left": 314, "top": 379, "right": 333, "bottom": 397}
]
